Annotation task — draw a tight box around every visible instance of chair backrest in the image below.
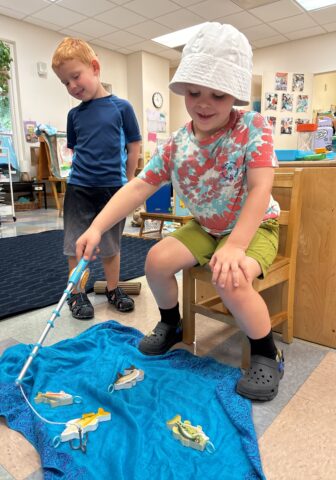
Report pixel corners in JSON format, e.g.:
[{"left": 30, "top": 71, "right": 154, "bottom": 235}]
[{"left": 271, "top": 168, "right": 303, "bottom": 260}]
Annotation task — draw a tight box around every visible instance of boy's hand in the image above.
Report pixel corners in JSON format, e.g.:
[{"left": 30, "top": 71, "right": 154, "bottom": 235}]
[
  {"left": 209, "top": 243, "right": 250, "bottom": 288},
  {"left": 76, "top": 227, "right": 101, "bottom": 261}
]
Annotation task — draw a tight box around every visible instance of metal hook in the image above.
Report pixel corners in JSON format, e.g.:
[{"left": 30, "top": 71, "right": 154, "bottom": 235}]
[{"left": 69, "top": 427, "right": 88, "bottom": 454}]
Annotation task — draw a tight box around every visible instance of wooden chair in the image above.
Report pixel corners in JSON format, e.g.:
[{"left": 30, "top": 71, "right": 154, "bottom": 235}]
[
  {"left": 139, "top": 212, "right": 193, "bottom": 238},
  {"left": 182, "top": 168, "right": 303, "bottom": 367}
]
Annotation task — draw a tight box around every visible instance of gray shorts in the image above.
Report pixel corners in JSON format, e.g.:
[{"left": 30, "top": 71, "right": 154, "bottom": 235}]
[{"left": 63, "top": 184, "right": 125, "bottom": 257}]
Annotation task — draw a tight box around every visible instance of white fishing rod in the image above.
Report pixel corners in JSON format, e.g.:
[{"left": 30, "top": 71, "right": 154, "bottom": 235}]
[{"left": 15, "top": 258, "right": 90, "bottom": 385}]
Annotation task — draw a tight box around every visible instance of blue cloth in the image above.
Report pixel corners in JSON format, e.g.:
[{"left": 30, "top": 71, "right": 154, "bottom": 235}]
[
  {"left": 0, "top": 321, "right": 265, "bottom": 480},
  {"left": 67, "top": 95, "right": 142, "bottom": 187}
]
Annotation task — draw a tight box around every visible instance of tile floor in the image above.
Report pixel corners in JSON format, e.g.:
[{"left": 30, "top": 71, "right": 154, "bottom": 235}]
[{"left": 0, "top": 209, "right": 335, "bottom": 479}]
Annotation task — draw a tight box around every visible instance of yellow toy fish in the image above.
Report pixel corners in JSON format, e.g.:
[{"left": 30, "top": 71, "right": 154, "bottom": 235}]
[
  {"left": 53, "top": 407, "right": 111, "bottom": 453},
  {"left": 166, "top": 414, "right": 215, "bottom": 453},
  {"left": 108, "top": 365, "right": 144, "bottom": 392},
  {"left": 34, "top": 390, "right": 82, "bottom": 407}
]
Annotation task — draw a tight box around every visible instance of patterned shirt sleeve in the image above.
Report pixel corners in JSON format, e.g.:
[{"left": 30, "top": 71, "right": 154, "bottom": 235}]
[{"left": 244, "top": 112, "right": 278, "bottom": 168}]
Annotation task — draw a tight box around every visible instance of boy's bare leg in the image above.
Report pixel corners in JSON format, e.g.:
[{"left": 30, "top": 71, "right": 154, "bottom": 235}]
[
  {"left": 102, "top": 254, "right": 120, "bottom": 291},
  {"left": 67, "top": 256, "right": 94, "bottom": 319},
  {"left": 145, "top": 236, "right": 197, "bottom": 308}
]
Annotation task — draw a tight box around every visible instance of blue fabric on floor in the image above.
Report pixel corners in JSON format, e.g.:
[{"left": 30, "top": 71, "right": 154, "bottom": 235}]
[{"left": 0, "top": 321, "right": 265, "bottom": 480}]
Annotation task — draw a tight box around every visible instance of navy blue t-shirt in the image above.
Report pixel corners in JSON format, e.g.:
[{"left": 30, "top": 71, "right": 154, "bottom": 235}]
[{"left": 67, "top": 95, "right": 141, "bottom": 187}]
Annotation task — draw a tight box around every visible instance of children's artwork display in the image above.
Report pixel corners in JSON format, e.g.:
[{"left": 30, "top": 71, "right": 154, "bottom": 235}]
[
  {"left": 281, "top": 117, "right": 293, "bottom": 135},
  {"left": 275, "top": 72, "right": 288, "bottom": 91},
  {"left": 296, "top": 95, "right": 309, "bottom": 113},
  {"left": 265, "top": 92, "right": 278, "bottom": 111},
  {"left": 292, "top": 73, "right": 304, "bottom": 92},
  {"left": 281, "top": 93, "right": 293, "bottom": 112},
  {"left": 261, "top": 71, "right": 313, "bottom": 148}
]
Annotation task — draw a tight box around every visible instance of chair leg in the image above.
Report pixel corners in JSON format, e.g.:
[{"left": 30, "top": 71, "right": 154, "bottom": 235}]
[
  {"left": 182, "top": 268, "right": 196, "bottom": 344},
  {"left": 241, "top": 335, "right": 250, "bottom": 369},
  {"left": 281, "top": 281, "right": 293, "bottom": 344}
]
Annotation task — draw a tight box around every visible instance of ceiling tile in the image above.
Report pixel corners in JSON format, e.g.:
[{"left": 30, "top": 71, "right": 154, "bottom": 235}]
[
  {"left": 323, "top": 21, "right": 336, "bottom": 33},
  {"left": 309, "top": 5, "right": 336, "bottom": 24},
  {"left": 27, "top": 4, "right": 87, "bottom": 28},
  {"left": 25, "top": 16, "right": 63, "bottom": 31},
  {"left": 242, "top": 23, "right": 279, "bottom": 40},
  {"left": 59, "top": 28, "right": 94, "bottom": 40},
  {"left": 252, "top": 33, "right": 287, "bottom": 48},
  {"left": 90, "top": 38, "right": 120, "bottom": 49},
  {"left": 249, "top": 0, "right": 302, "bottom": 22},
  {"left": 155, "top": 9, "right": 204, "bottom": 29},
  {"left": 125, "top": 0, "right": 179, "bottom": 18},
  {"left": 0, "top": 5, "right": 27, "bottom": 19},
  {"left": 232, "top": 0, "right": 279, "bottom": 7},
  {"left": 95, "top": 6, "right": 147, "bottom": 28},
  {"left": 64, "top": 18, "right": 116, "bottom": 37},
  {"left": 188, "top": 0, "right": 242, "bottom": 20},
  {"left": 171, "top": 0, "right": 203, "bottom": 6},
  {"left": 126, "top": 20, "right": 172, "bottom": 39},
  {"left": 270, "top": 13, "right": 317, "bottom": 34},
  {"left": 59, "top": 0, "right": 113, "bottom": 17},
  {"left": 0, "top": 0, "right": 46, "bottom": 15},
  {"left": 99, "top": 30, "right": 144, "bottom": 46},
  {"left": 286, "top": 25, "right": 326, "bottom": 41},
  {"left": 114, "top": 47, "right": 134, "bottom": 54},
  {"left": 216, "top": 11, "right": 263, "bottom": 29},
  {"left": 133, "top": 40, "right": 168, "bottom": 54}
]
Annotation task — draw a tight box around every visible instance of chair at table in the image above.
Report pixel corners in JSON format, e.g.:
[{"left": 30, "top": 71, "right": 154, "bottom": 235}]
[{"left": 182, "top": 168, "right": 303, "bottom": 367}]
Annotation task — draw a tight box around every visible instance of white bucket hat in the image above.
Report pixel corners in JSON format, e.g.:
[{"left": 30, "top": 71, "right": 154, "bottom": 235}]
[{"left": 169, "top": 22, "right": 253, "bottom": 106}]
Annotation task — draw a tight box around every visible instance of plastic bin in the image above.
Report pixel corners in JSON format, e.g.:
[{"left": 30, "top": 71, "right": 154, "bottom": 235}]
[{"left": 275, "top": 150, "right": 297, "bottom": 161}]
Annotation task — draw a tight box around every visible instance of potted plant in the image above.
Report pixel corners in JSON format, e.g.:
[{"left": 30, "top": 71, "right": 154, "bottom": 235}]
[{"left": 0, "top": 40, "right": 12, "bottom": 97}]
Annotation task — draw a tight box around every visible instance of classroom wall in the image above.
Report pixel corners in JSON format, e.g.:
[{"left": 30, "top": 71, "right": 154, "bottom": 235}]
[{"left": 0, "top": 14, "right": 129, "bottom": 172}]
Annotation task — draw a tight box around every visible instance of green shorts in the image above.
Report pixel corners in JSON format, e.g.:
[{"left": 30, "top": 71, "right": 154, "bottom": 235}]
[{"left": 170, "top": 218, "right": 279, "bottom": 278}]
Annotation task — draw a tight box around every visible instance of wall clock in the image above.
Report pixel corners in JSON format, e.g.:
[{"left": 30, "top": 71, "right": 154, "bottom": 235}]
[{"left": 152, "top": 91, "right": 163, "bottom": 109}]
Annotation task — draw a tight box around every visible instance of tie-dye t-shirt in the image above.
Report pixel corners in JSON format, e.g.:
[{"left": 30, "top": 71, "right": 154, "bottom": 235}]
[{"left": 139, "top": 109, "right": 280, "bottom": 236}]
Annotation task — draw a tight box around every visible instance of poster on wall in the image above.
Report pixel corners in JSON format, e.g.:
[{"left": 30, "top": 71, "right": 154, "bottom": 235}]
[
  {"left": 23, "top": 120, "right": 38, "bottom": 143},
  {"left": 265, "top": 92, "right": 278, "bottom": 111},
  {"left": 296, "top": 94, "right": 309, "bottom": 112},
  {"left": 295, "top": 118, "right": 310, "bottom": 125},
  {"left": 275, "top": 72, "right": 288, "bottom": 91},
  {"left": 265, "top": 116, "right": 276, "bottom": 135},
  {"left": 292, "top": 73, "right": 304, "bottom": 92},
  {"left": 280, "top": 117, "right": 293, "bottom": 135},
  {"left": 281, "top": 93, "right": 293, "bottom": 112}
]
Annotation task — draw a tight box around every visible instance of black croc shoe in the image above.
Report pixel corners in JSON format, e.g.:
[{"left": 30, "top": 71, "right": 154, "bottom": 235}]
[
  {"left": 105, "top": 287, "right": 134, "bottom": 312},
  {"left": 67, "top": 292, "right": 94, "bottom": 320},
  {"left": 236, "top": 350, "right": 284, "bottom": 402},
  {"left": 138, "top": 321, "right": 183, "bottom": 356}
]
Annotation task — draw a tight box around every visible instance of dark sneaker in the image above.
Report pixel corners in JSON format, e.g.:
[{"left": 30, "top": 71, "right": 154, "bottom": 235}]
[
  {"left": 67, "top": 292, "right": 94, "bottom": 320},
  {"left": 105, "top": 287, "right": 134, "bottom": 312},
  {"left": 236, "top": 349, "right": 284, "bottom": 401},
  {"left": 138, "top": 321, "right": 183, "bottom": 356}
]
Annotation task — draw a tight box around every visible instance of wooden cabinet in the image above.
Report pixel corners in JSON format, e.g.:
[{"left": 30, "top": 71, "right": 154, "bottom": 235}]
[
  {"left": 278, "top": 161, "right": 336, "bottom": 348},
  {"left": 194, "top": 161, "right": 336, "bottom": 348}
]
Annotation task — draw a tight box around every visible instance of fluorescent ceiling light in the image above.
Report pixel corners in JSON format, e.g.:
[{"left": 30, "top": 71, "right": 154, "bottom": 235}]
[
  {"left": 295, "top": 0, "right": 336, "bottom": 10},
  {"left": 152, "top": 23, "right": 208, "bottom": 49}
]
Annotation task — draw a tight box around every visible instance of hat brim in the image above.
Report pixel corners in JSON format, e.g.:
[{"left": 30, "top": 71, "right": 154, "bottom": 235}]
[{"left": 169, "top": 53, "right": 251, "bottom": 107}]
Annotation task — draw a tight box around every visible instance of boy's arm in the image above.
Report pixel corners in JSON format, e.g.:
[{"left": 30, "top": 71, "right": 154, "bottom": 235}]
[
  {"left": 126, "top": 141, "right": 141, "bottom": 181},
  {"left": 76, "top": 177, "right": 159, "bottom": 260},
  {"left": 210, "top": 167, "right": 274, "bottom": 287}
]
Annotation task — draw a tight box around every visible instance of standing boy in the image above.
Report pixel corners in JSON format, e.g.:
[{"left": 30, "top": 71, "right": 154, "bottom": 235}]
[
  {"left": 52, "top": 38, "right": 141, "bottom": 319},
  {"left": 75, "top": 23, "right": 284, "bottom": 401}
]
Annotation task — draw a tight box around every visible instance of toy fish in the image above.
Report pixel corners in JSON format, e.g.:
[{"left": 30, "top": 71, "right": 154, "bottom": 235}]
[
  {"left": 34, "top": 390, "right": 82, "bottom": 407},
  {"left": 166, "top": 415, "right": 215, "bottom": 453},
  {"left": 53, "top": 407, "right": 111, "bottom": 453},
  {"left": 108, "top": 365, "right": 144, "bottom": 393}
]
